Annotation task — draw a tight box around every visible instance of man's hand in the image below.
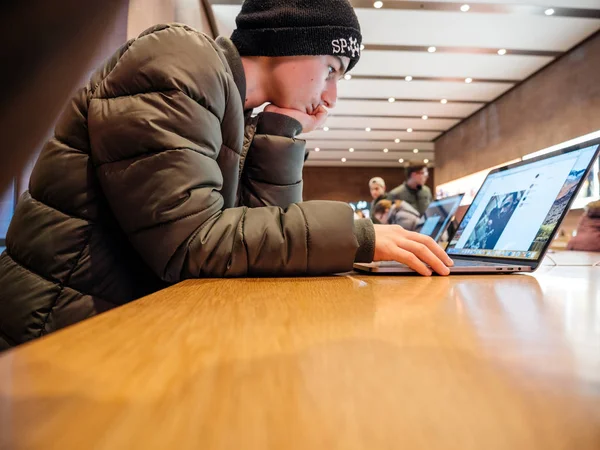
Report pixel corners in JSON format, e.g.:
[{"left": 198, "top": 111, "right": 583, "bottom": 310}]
[
  {"left": 373, "top": 225, "right": 454, "bottom": 276},
  {"left": 264, "top": 104, "right": 328, "bottom": 134}
]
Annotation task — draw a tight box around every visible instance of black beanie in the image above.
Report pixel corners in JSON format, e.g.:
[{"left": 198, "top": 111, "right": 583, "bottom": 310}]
[{"left": 230, "top": 0, "right": 362, "bottom": 72}]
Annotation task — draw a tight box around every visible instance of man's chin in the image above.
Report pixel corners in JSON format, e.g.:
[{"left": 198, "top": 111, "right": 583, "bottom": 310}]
[{"left": 270, "top": 103, "right": 311, "bottom": 114}]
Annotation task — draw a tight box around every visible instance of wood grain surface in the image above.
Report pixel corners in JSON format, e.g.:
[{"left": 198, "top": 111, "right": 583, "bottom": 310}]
[{"left": 1, "top": 263, "right": 599, "bottom": 450}]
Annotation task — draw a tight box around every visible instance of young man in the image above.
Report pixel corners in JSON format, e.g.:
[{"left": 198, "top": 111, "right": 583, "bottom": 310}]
[
  {"left": 368, "top": 177, "right": 387, "bottom": 224},
  {"left": 389, "top": 164, "right": 433, "bottom": 215},
  {"left": 0, "top": 0, "right": 452, "bottom": 349}
]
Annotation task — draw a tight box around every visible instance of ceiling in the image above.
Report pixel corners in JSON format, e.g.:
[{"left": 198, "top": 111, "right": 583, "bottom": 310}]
[{"left": 208, "top": 0, "right": 600, "bottom": 168}]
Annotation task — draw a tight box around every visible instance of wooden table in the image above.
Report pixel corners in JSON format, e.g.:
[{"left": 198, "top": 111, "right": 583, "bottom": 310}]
[{"left": 1, "top": 265, "right": 599, "bottom": 450}]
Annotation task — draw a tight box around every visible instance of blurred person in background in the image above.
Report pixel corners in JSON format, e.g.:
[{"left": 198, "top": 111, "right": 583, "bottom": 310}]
[
  {"left": 373, "top": 200, "right": 421, "bottom": 231},
  {"left": 389, "top": 165, "right": 432, "bottom": 215},
  {"left": 0, "top": 0, "right": 453, "bottom": 350},
  {"left": 567, "top": 200, "right": 600, "bottom": 252},
  {"left": 368, "top": 177, "right": 387, "bottom": 224}
]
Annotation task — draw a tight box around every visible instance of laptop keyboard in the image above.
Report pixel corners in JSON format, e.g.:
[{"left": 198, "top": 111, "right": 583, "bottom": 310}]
[
  {"left": 452, "top": 260, "right": 507, "bottom": 267},
  {"left": 377, "top": 259, "right": 513, "bottom": 269}
]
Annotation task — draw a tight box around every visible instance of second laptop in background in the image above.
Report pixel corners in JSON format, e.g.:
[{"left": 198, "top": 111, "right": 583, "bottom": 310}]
[{"left": 416, "top": 194, "right": 464, "bottom": 242}]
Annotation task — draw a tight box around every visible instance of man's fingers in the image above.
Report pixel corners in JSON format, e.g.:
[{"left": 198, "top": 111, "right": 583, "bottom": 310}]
[
  {"left": 373, "top": 225, "right": 453, "bottom": 276},
  {"left": 405, "top": 231, "right": 454, "bottom": 267},
  {"left": 392, "top": 248, "right": 432, "bottom": 276},
  {"left": 312, "top": 106, "right": 329, "bottom": 128},
  {"left": 398, "top": 239, "right": 450, "bottom": 276},
  {"left": 314, "top": 105, "right": 328, "bottom": 116}
]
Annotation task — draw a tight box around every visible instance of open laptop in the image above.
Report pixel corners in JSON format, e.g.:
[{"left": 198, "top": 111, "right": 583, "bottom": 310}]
[
  {"left": 416, "top": 194, "right": 464, "bottom": 242},
  {"left": 354, "top": 136, "right": 600, "bottom": 275}
]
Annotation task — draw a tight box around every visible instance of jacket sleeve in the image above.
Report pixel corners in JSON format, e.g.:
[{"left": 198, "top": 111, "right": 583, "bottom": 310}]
[
  {"left": 88, "top": 24, "right": 373, "bottom": 282},
  {"left": 239, "top": 110, "right": 375, "bottom": 265},
  {"left": 239, "top": 111, "right": 305, "bottom": 208}
]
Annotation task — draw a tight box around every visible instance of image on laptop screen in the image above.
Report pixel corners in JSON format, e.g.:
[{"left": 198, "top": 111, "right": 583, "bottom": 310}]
[
  {"left": 446, "top": 143, "right": 600, "bottom": 260},
  {"left": 417, "top": 194, "right": 464, "bottom": 241}
]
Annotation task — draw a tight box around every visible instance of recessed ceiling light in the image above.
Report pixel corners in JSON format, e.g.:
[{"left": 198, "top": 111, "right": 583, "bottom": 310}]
[
  {"left": 407, "top": 128, "right": 413, "bottom": 133},
  {"left": 383, "top": 148, "right": 389, "bottom": 153},
  {"left": 341, "top": 158, "right": 347, "bottom": 162},
  {"left": 465, "top": 77, "right": 473, "bottom": 84},
  {"left": 428, "top": 46, "right": 437, "bottom": 53},
  {"left": 374, "top": 1, "right": 383, "bottom": 9},
  {"left": 497, "top": 48, "right": 507, "bottom": 56},
  {"left": 440, "top": 99, "right": 448, "bottom": 104},
  {"left": 314, "top": 147, "right": 320, "bottom": 152},
  {"left": 323, "top": 126, "right": 329, "bottom": 131},
  {"left": 394, "top": 138, "right": 401, "bottom": 143},
  {"left": 399, "top": 159, "right": 404, "bottom": 163},
  {"left": 413, "top": 149, "right": 419, "bottom": 153},
  {"left": 365, "top": 127, "right": 371, "bottom": 132},
  {"left": 545, "top": 8, "right": 555, "bottom": 16},
  {"left": 405, "top": 75, "right": 413, "bottom": 82},
  {"left": 388, "top": 97, "right": 396, "bottom": 103},
  {"left": 349, "top": 148, "right": 354, "bottom": 152},
  {"left": 360, "top": 44, "right": 365, "bottom": 51},
  {"left": 460, "top": 4, "right": 470, "bottom": 12},
  {"left": 422, "top": 115, "right": 428, "bottom": 120},
  {"left": 344, "top": 74, "right": 352, "bottom": 80},
  {"left": 424, "top": 159, "right": 429, "bottom": 164}
]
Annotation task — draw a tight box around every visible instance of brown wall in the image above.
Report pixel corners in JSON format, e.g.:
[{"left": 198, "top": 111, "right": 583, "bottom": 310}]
[
  {"left": 302, "top": 167, "right": 435, "bottom": 203},
  {"left": 14, "top": 2, "right": 130, "bottom": 198},
  {"left": 128, "top": 0, "right": 212, "bottom": 39},
  {"left": 128, "top": 0, "right": 175, "bottom": 38},
  {"left": 435, "top": 32, "right": 600, "bottom": 186},
  {"left": 16, "top": 0, "right": 212, "bottom": 197}
]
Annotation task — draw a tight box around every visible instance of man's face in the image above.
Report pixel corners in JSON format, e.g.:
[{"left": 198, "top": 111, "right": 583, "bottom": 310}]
[
  {"left": 266, "top": 55, "right": 350, "bottom": 114},
  {"left": 370, "top": 184, "right": 385, "bottom": 200},
  {"left": 410, "top": 168, "right": 429, "bottom": 187}
]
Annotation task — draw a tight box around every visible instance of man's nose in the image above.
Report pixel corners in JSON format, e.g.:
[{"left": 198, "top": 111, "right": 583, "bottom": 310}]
[{"left": 322, "top": 82, "right": 338, "bottom": 109}]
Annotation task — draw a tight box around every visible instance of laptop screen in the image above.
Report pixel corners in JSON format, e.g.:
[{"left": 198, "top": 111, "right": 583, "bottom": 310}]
[
  {"left": 418, "top": 194, "right": 464, "bottom": 241},
  {"left": 447, "top": 143, "right": 600, "bottom": 261}
]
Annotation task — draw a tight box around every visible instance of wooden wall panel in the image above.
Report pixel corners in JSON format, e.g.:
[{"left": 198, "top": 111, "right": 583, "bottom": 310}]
[
  {"left": 435, "top": 32, "right": 600, "bottom": 186},
  {"left": 127, "top": 0, "right": 211, "bottom": 39}
]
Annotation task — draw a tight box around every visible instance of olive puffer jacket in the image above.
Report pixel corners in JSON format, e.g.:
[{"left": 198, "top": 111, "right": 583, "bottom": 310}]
[{"left": 0, "top": 24, "right": 374, "bottom": 350}]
